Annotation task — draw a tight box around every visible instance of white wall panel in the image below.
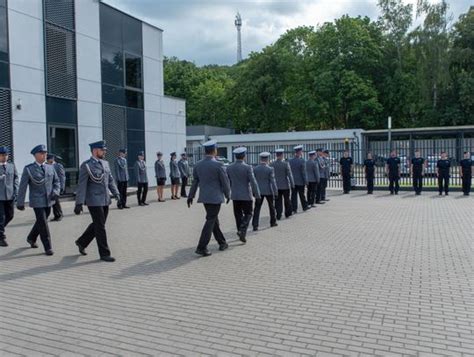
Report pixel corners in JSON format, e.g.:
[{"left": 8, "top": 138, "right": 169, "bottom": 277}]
[
  {"left": 7, "top": 0, "right": 42, "bottom": 19},
  {"left": 144, "top": 93, "right": 161, "bottom": 113},
  {"left": 11, "top": 91, "right": 46, "bottom": 124},
  {"left": 161, "top": 113, "right": 177, "bottom": 134},
  {"left": 77, "top": 101, "right": 102, "bottom": 129},
  {"left": 75, "top": 0, "right": 100, "bottom": 40},
  {"left": 161, "top": 97, "right": 176, "bottom": 115},
  {"left": 12, "top": 121, "right": 47, "bottom": 171},
  {"left": 142, "top": 23, "right": 162, "bottom": 61},
  {"left": 77, "top": 79, "right": 101, "bottom": 104},
  {"left": 144, "top": 110, "right": 161, "bottom": 132},
  {"left": 9, "top": 65, "right": 44, "bottom": 95},
  {"left": 76, "top": 34, "right": 101, "bottom": 82},
  {"left": 143, "top": 57, "right": 162, "bottom": 96},
  {"left": 77, "top": 126, "right": 103, "bottom": 164}
]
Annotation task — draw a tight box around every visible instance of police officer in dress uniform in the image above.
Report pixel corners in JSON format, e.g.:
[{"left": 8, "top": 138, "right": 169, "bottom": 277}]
[
  {"left": 460, "top": 151, "right": 472, "bottom": 196},
  {"left": 315, "top": 149, "right": 326, "bottom": 204},
  {"left": 289, "top": 145, "right": 309, "bottom": 213},
  {"left": 411, "top": 150, "right": 425, "bottom": 195},
  {"left": 178, "top": 153, "right": 190, "bottom": 198},
  {"left": 271, "top": 149, "right": 294, "bottom": 220},
  {"left": 306, "top": 151, "right": 320, "bottom": 207},
  {"left": 0, "top": 147, "right": 18, "bottom": 247},
  {"left": 436, "top": 151, "right": 451, "bottom": 196},
  {"left": 134, "top": 151, "right": 149, "bottom": 206},
  {"left": 226, "top": 147, "right": 260, "bottom": 243},
  {"left": 386, "top": 150, "right": 401, "bottom": 195},
  {"left": 339, "top": 150, "right": 353, "bottom": 194},
  {"left": 169, "top": 152, "right": 181, "bottom": 199},
  {"left": 187, "top": 140, "right": 231, "bottom": 257},
  {"left": 47, "top": 154, "right": 66, "bottom": 221},
  {"left": 321, "top": 150, "right": 331, "bottom": 201},
  {"left": 364, "top": 152, "right": 375, "bottom": 194},
  {"left": 74, "top": 140, "right": 120, "bottom": 262},
  {"left": 17, "top": 145, "right": 60, "bottom": 256},
  {"left": 253, "top": 152, "right": 278, "bottom": 231},
  {"left": 154, "top": 152, "right": 166, "bottom": 202},
  {"left": 114, "top": 149, "right": 130, "bottom": 209}
]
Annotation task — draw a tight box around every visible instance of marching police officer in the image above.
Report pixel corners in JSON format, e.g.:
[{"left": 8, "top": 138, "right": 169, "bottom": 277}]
[
  {"left": 386, "top": 150, "right": 401, "bottom": 195},
  {"left": 114, "top": 149, "right": 130, "bottom": 209},
  {"left": 17, "top": 145, "right": 60, "bottom": 255},
  {"left": 306, "top": 151, "right": 320, "bottom": 207},
  {"left": 460, "top": 151, "right": 472, "bottom": 196},
  {"left": 178, "top": 153, "right": 190, "bottom": 198},
  {"left": 315, "top": 149, "right": 327, "bottom": 204},
  {"left": 169, "top": 152, "right": 181, "bottom": 199},
  {"left": 47, "top": 154, "right": 66, "bottom": 221},
  {"left": 339, "top": 150, "right": 353, "bottom": 194},
  {"left": 436, "top": 151, "right": 451, "bottom": 196},
  {"left": 187, "top": 140, "right": 231, "bottom": 257},
  {"left": 364, "top": 152, "right": 375, "bottom": 194},
  {"left": 74, "top": 140, "right": 120, "bottom": 262},
  {"left": 135, "top": 151, "right": 149, "bottom": 206},
  {"left": 289, "top": 145, "right": 309, "bottom": 213},
  {"left": 270, "top": 149, "right": 294, "bottom": 220},
  {"left": 154, "top": 152, "right": 166, "bottom": 202},
  {"left": 253, "top": 152, "right": 278, "bottom": 231},
  {"left": 0, "top": 147, "right": 18, "bottom": 247},
  {"left": 226, "top": 147, "right": 260, "bottom": 242},
  {"left": 411, "top": 150, "right": 425, "bottom": 195}
]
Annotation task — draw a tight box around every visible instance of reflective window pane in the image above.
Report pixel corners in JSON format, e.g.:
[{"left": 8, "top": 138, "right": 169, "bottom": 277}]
[
  {"left": 103, "top": 84, "right": 125, "bottom": 106},
  {"left": 0, "top": 0, "right": 6, "bottom": 8},
  {"left": 127, "top": 108, "right": 144, "bottom": 130},
  {"left": 125, "top": 89, "right": 143, "bottom": 109},
  {"left": 49, "top": 126, "right": 77, "bottom": 169},
  {"left": 122, "top": 15, "right": 142, "bottom": 55},
  {"left": 100, "top": 4, "right": 122, "bottom": 47},
  {"left": 0, "top": 6, "right": 8, "bottom": 62},
  {"left": 46, "top": 97, "right": 77, "bottom": 124},
  {"left": 101, "top": 43, "right": 123, "bottom": 86},
  {"left": 0, "top": 61, "right": 9, "bottom": 88},
  {"left": 125, "top": 53, "right": 142, "bottom": 89}
]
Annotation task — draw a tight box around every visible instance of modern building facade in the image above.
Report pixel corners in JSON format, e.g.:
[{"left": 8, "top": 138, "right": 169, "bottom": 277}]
[{"left": 0, "top": 0, "right": 186, "bottom": 189}]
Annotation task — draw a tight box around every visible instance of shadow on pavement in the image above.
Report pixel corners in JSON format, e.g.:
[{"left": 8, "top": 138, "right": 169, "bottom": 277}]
[{"left": 0, "top": 247, "right": 30, "bottom": 258}]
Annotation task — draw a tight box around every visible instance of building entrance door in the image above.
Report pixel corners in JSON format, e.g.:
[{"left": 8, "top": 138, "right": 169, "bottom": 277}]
[{"left": 48, "top": 125, "right": 78, "bottom": 190}]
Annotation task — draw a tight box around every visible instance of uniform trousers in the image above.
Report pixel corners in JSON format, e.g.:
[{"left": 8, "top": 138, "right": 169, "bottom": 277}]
[
  {"left": 137, "top": 182, "right": 148, "bottom": 203},
  {"left": 275, "top": 189, "right": 292, "bottom": 219},
  {"left": 117, "top": 181, "right": 128, "bottom": 207},
  {"left": 366, "top": 173, "right": 374, "bottom": 193},
  {"left": 253, "top": 195, "right": 276, "bottom": 228},
  {"left": 320, "top": 178, "right": 328, "bottom": 200},
  {"left": 52, "top": 197, "right": 63, "bottom": 219},
  {"left": 197, "top": 204, "right": 226, "bottom": 251},
  {"left": 462, "top": 171, "right": 471, "bottom": 195},
  {"left": 306, "top": 182, "right": 317, "bottom": 205},
  {"left": 291, "top": 185, "right": 308, "bottom": 212},
  {"left": 232, "top": 200, "right": 253, "bottom": 233},
  {"left": 388, "top": 174, "right": 400, "bottom": 194},
  {"left": 180, "top": 176, "right": 188, "bottom": 197},
  {"left": 438, "top": 173, "right": 450, "bottom": 194},
  {"left": 27, "top": 207, "right": 52, "bottom": 251},
  {"left": 413, "top": 173, "right": 423, "bottom": 194},
  {"left": 77, "top": 206, "right": 111, "bottom": 257},
  {"left": 342, "top": 173, "right": 351, "bottom": 193},
  {"left": 0, "top": 200, "right": 14, "bottom": 239}
]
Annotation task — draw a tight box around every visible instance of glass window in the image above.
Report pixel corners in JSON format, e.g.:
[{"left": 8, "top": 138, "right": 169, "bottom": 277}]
[
  {"left": 0, "top": 6, "right": 8, "bottom": 62},
  {"left": 127, "top": 130, "right": 145, "bottom": 143},
  {"left": 122, "top": 15, "right": 142, "bottom": 55},
  {"left": 46, "top": 97, "right": 77, "bottom": 124},
  {"left": 102, "top": 84, "right": 125, "bottom": 106},
  {"left": 101, "top": 43, "right": 123, "bottom": 86},
  {"left": 127, "top": 108, "right": 144, "bottom": 130},
  {"left": 100, "top": 4, "right": 122, "bottom": 47},
  {"left": 48, "top": 126, "right": 77, "bottom": 169},
  {"left": 0, "top": 61, "right": 9, "bottom": 88},
  {"left": 125, "top": 53, "right": 142, "bottom": 89},
  {"left": 125, "top": 89, "right": 143, "bottom": 109}
]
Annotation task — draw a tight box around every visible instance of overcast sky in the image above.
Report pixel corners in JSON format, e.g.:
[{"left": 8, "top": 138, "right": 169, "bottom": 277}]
[{"left": 104, "top": 0, "right": 472, "bottom": 66}]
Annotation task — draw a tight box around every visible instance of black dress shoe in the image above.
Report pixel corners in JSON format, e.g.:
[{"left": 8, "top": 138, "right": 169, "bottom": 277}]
[
  {"left": 271, "top": 223, "right": 278, "bottom": 227},
  {"left": 219, "top": 243, "right": 229, "bottom": 251},
  {"left": 45, "top": 250, "right": 54, "bottom": 256},
  {"left": 253, "top": 227, "right": 258, "bottom": 232},
  {"left": 27, "top": 239, "right": 38, "bottom": 248},
  {"left": 195, "top": 249, "right": 212, "bottom": 257},
  {"left": 100, "top": 256, "right": 116, "bottom": 262},
  {"left": 315, "top": 201, "right": 325, "bottom": 204},
  {"left": 117, "top": 205, "right": 124, "bottom": 210},
  {"left": 75, "top": 241, "right": 87, "bottom": 256},
  {"left": 0, "top": 239, "right": 8, "bottom": 247},
  {"left": 51, "top": 216, "right": 62, "bottom": 222},
  {"left": 142, "top": 202, "right": 149, "bottom": 206},
  {"left": 123, "top": 206, "right": 131, "bottom": 209},
  {"left": 237, "top": 230, "right": 247, "bottom": 243}
]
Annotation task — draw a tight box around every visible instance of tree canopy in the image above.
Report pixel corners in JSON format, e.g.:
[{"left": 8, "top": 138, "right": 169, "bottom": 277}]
[{"left": 164, "top": 2, "right": 474, "bottom": 132}]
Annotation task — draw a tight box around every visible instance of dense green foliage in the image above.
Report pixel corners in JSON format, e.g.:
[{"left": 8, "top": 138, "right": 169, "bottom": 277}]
[{"left": 164, "top": 2, "right": 474, "bottom": 132}]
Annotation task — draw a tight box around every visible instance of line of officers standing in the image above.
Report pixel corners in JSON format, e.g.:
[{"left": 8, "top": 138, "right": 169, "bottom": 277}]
[{"left": 187, "top": 142, "right": 333, "bottom": 257}]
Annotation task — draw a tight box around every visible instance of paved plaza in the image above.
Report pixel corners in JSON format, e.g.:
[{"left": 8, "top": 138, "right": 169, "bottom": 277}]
[{"left": 0, "top": 190, "right": 473, "bottom": 357}]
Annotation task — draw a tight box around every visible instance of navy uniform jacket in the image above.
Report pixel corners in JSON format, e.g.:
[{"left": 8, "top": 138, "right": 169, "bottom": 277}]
[
  {"left": 134, "top": 160, "right": 148, "bottom": 183},
  {"left": 0, "top": 162, "right": 19, "bottom": 201},
  {"left": 17, "top": 163, "right": 60, "bottom": 208},
  {"left": 253, "top": 164, "right": 277, "bottom": 197},
  {"left": 411, "top": 157, "right": 425, "bottom": 175},
  {"left": 289, "top": 157, "right": 308, "bottom": 186},
  {"left": 270, "top": 159, "right": 294, "bottom": 190},
  {"left": 52, "top": 162, "right": 66, "bottom": 192},
  {"left": 188, "top": 156, "right": 230, "bottom": 204},
  {"left": 317, "top": 156, "right": 328, "bottom": 179},
  {"left": 169, "top": 159, "right": 180, "bottom": 179},
  {"left": 178, "top": 159, "right": 190, "bottom": 178},
  {"left": 154, "top": 160, "right": 166, "bottom": 179},
  {"left": 306, "top": 159, "right": 320, "bottom": 183},
  {"left": 386, "top": 157, "right": 401, "bottom": 176},
  {"left": 226, "top": 160, "right": 260, "bottom": 201},
  {"left": 339, "top": 157, "right": 353, "bottom": 175},
  {"left": 75, "top": 158, "right": 120, "bottom": 207},
  {"left": 460, "top": 159, "right": 472, "bottom": 176},
  {"left": 437, "top": 159, "right": 451, "bottom": 176},
  {"left": 114, "top": 157, "right": 129, "bottom": 182},
  {"left": 364, "top": 159, "right": 375, "bottom": 176}
]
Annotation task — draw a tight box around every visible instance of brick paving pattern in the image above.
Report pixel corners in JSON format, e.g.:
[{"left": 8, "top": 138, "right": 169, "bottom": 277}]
[{"left": 0, "top": 191, "right": 473, "bottom": 356}]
